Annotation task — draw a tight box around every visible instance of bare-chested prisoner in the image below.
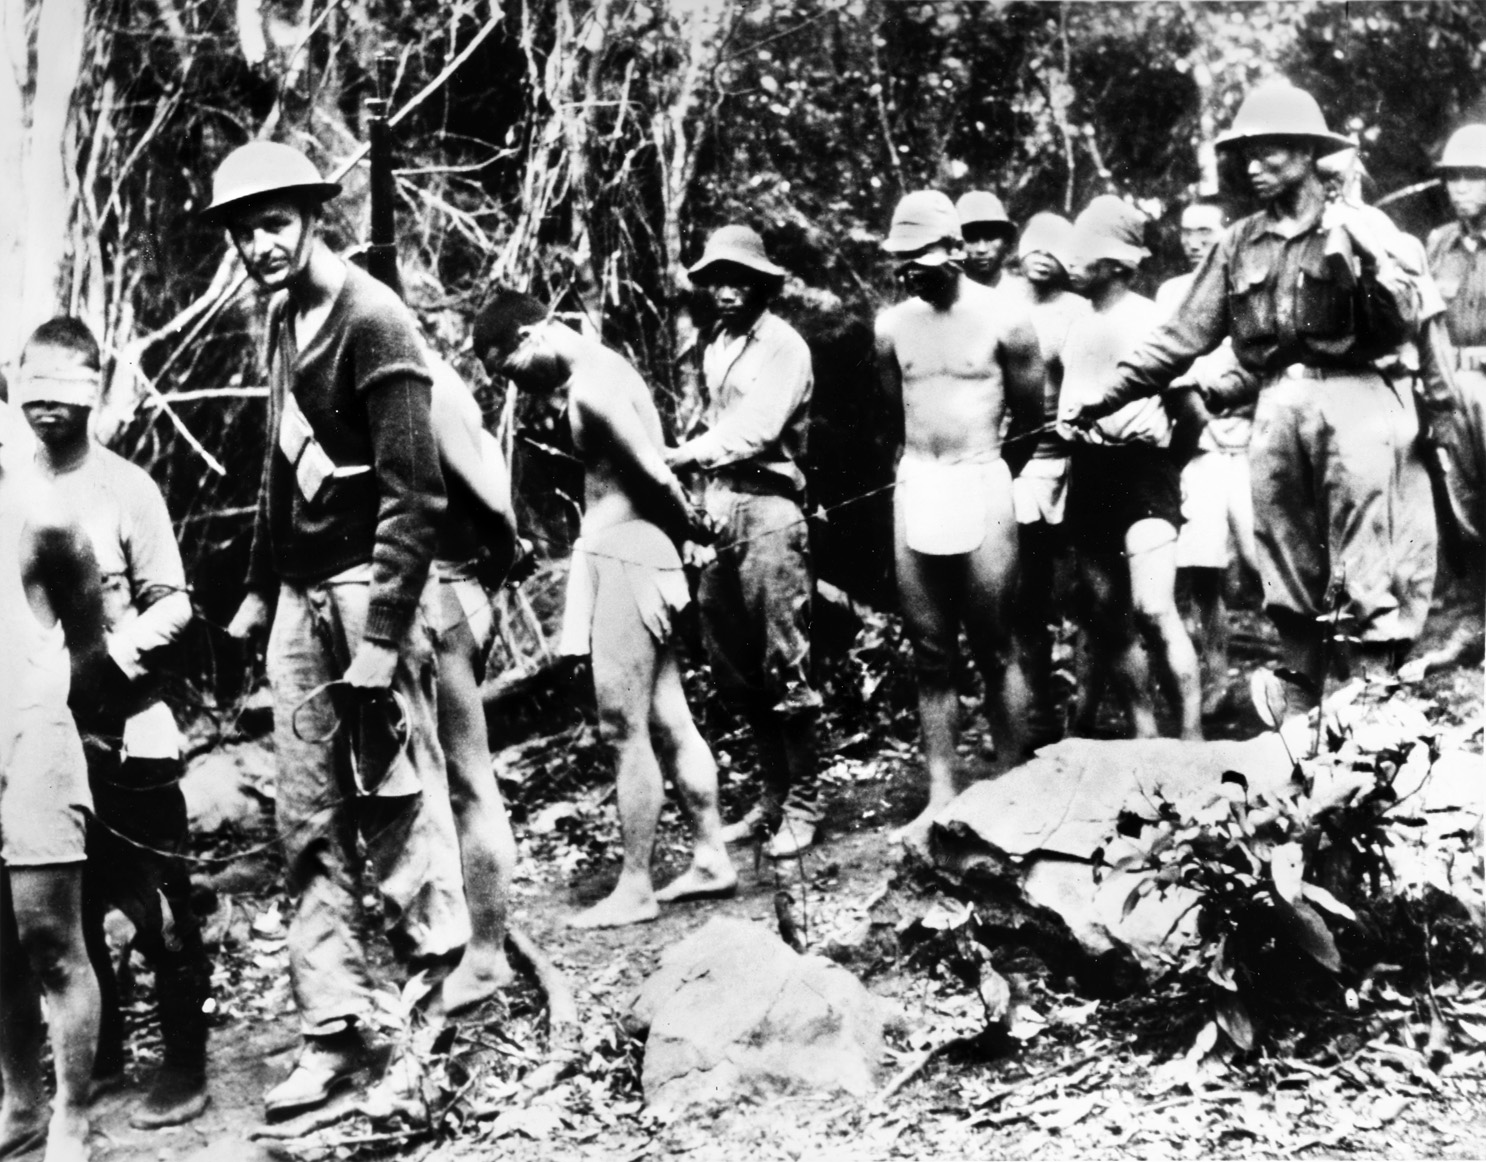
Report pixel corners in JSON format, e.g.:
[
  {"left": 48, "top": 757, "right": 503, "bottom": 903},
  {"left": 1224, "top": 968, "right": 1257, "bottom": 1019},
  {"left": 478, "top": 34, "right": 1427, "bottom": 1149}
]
[
  {"left": 475, "top": 290, "right": 735, "bottom": 929},
  {"left": 874, "top": 190, "right": 1045, "bottom": 848}
]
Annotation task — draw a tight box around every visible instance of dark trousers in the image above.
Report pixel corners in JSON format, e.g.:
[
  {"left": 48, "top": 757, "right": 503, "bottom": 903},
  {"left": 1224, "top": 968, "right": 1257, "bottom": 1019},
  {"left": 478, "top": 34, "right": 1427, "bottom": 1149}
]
[{"left": 83, "top": 752, "right": 209, "bottom": 1073}]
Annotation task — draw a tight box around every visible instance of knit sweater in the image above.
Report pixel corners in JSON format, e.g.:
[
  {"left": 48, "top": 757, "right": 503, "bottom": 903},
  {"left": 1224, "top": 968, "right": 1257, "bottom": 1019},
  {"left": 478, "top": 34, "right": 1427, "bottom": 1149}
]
[{"left": 247, "top": 263, "right": 444, "bottom": 645}]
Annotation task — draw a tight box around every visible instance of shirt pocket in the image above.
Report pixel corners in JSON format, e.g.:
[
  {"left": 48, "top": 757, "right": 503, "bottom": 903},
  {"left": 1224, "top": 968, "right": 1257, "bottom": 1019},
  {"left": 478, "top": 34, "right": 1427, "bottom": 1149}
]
[
  {"left": 1293, "top": 250, "right": 1354, "bottom": 339},
  {"left": 1227, "top": 256, "right": 1275, "bottom": 343}
]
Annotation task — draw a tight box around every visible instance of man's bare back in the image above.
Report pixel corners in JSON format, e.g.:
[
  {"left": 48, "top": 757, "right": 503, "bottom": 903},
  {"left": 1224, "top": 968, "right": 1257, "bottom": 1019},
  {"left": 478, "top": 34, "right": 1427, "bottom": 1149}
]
[{"left": 566, "top": 346, "right": 682, "bottom": 534}]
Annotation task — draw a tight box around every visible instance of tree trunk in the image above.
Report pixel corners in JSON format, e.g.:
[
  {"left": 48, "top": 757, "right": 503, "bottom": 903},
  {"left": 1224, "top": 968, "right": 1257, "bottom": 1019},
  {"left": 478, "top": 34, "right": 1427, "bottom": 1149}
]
[{"left": 0, "top": 0, "right": 90, "bottom": 359}]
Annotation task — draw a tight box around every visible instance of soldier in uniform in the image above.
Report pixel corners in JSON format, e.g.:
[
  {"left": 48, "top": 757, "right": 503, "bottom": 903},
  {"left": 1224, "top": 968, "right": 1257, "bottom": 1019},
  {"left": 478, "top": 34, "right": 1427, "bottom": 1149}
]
[
  {"left": 1064, "top": 83, "right": 1438, "bottom": 712},
  {"left": 210, "top": 142, "right": 468, "bottom": 1116}
]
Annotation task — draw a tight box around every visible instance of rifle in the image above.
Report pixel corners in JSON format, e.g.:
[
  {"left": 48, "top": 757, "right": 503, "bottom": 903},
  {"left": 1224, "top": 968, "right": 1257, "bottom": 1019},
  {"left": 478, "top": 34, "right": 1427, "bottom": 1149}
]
[{"left": 365, "top": 53, "right": 402, "bottom": 300}]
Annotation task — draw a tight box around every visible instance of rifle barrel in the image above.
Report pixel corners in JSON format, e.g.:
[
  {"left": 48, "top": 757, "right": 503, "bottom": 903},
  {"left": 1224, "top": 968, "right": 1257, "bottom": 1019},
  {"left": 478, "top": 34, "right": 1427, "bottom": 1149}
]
[{"left": 365, "top": 95, "right": 402, "bottom": 299}]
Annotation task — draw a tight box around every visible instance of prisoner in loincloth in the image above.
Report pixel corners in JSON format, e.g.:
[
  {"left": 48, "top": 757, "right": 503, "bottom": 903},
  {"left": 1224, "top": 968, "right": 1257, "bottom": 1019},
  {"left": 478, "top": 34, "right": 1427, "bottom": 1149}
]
[{"left": 476, "top": 290, "right": 735, "bottom": 930}]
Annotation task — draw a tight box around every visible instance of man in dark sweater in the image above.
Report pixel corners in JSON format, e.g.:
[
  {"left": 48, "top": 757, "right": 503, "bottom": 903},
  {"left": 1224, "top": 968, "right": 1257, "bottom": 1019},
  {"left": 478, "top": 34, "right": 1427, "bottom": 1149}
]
[{"left": 209, "top": 142, "right": 466, "bottom": 1117}]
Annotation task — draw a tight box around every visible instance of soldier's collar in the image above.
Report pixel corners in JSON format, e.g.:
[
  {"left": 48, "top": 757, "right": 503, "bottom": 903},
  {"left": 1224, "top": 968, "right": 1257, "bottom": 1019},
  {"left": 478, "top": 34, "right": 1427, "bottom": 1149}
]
[{"left": 1256, "top": 201, "right": 1325, "bottom": 241}]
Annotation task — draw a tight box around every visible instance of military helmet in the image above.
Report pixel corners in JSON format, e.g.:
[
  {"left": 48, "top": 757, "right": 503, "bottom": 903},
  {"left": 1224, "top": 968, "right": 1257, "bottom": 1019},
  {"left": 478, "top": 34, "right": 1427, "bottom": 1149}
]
[
  {"left": 1215, "top": 82, "right": 1355, "bottom": 154},
  {"left": 201, "top": 142, "right": 341, "bottom": 224},
  {"left": 1438, "top": 124, "right": 1486, "bottom": 172}
]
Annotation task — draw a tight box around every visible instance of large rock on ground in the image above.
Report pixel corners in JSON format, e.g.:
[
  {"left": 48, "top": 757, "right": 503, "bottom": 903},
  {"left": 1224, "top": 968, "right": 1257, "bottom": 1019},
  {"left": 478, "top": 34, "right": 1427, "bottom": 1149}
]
[
  {"left": 626, "top": 918, "right": 893, "bottom": 1113},
  {"left": 928, "top": 733, "right": 1482, "bottom": 984}
]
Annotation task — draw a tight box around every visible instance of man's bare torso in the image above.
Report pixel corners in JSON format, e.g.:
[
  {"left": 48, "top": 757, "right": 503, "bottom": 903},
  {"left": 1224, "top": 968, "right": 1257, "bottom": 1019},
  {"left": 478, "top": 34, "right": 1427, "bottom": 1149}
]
[{"left": 877, "top": 280, "right": 1019, "bottom": 461}]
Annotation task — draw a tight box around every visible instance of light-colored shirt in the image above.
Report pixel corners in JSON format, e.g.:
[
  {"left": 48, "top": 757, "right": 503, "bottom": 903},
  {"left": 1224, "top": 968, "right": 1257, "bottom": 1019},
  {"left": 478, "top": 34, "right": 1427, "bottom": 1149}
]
[
  {"left": 678, "top": 310, "right": 813, "bottom": 493},
  {"left": 1060, "top": 290, "right": 1172, "bottom": 447},
  {"left": 43, "top": 444, "right": 191, "bottom": 757}
]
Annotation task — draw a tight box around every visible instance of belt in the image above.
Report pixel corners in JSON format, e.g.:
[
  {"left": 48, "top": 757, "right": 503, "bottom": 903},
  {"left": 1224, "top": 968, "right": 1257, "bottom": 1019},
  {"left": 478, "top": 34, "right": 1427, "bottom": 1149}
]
[
  {"left": 1280, "top": 363, "right": 1374, "bottom": 381},
  {"left": 1457, "top": 346, "right": 1486, "bottom": 372}
]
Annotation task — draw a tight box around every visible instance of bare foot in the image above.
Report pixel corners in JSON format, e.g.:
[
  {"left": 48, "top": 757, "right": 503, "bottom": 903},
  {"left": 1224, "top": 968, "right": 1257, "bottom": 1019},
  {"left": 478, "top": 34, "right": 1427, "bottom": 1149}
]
[
  {"left": 431, "top": 952, "right": 517, "bottom": 1019},
  {"left": 41, "top": 1111, "right": 90, "bottom": 1162},
  {"left": 566, "top": 881, "right": 660, "bottom": 930},
  {"left": 891, "top": 801, "right": 951, "bottom": 855},
  {"left": 654, "top": 860, "right": 737, "bottom": 903}
]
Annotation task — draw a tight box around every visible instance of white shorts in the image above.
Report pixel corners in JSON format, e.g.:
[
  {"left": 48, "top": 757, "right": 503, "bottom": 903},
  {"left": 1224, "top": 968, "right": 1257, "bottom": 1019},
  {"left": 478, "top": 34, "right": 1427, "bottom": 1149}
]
[
  {"left": 1177, "top": 448, "right": 1251, "bottom": 569},
  {"left": 1013, "top": 456, "right": 1069, "bottom": 526},
  {"left": 896, "top": 453, "right": 1011, "bottom": 555}
]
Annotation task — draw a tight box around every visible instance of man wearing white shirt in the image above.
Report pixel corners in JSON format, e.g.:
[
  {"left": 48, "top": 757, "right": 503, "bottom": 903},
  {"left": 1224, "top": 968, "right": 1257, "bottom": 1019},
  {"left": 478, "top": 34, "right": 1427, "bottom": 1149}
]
[
  {"left": 668, "top": 226, "right": 822, "bottom": 859},
  {"left": 19, "top": 317, "right": 210, "bottom": 1129}
]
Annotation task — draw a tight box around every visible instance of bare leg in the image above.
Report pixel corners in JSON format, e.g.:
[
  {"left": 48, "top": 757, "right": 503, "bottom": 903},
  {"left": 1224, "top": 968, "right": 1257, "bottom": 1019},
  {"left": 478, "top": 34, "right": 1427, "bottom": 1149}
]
[
  {"left": 1079, "top": 549, "right": 1158, "bottom": 738},
  {"left": 0, "top": 874, "right": 48, "bottom": 1155},
  {"left": 568, "top": 566, "right": 666, "bottom": 930},
  {"left": 1127, "top": 519, "right": 1203, "bottom": 740},
  {"left": 6, "top": 866, "right": 97, "bottom": 1162},
  {"left": 1016, "top": 520, "right": 1063, "bottom": 750},
  {"left": 432, "top": 611, "right": 515, "bottom": 1017},
  {"left": 962, "top": 505, "right": 1033, "bottom": 776},
  {"left": 892, "top": 517, "right": 963, "bottom": 847},
  {"left": 651, "top": 651, "right": 736, "bottom": 902}
]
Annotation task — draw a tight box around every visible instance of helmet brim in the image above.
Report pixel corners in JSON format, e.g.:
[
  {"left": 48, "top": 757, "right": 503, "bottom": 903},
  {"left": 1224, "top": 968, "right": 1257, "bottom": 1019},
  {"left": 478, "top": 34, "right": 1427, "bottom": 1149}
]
[
  {"left": 1215, "top": 128, "right": 1358, "bottom": 155},
  {"left": 200, "top": 180, "right": 342, "bottom": 225},
  {"left": 688, "top": 251, "right": 787, "bottom": 283}
]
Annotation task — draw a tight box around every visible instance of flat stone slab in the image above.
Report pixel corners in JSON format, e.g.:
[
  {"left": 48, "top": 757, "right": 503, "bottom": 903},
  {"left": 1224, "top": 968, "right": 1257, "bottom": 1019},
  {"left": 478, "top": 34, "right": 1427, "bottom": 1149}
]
[{"left": 928, "top": 730, "right": 1483, "bottom": 980}]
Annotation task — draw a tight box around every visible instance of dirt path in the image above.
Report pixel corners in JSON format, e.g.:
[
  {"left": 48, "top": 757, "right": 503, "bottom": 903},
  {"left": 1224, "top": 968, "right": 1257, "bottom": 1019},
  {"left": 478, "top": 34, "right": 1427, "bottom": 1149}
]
[
  {"left": 82, "top": 780, "right": 1486, "bottom": 1162},
  {"left": 79, "top": 592, "right": 1484, "bottom": 1161}
]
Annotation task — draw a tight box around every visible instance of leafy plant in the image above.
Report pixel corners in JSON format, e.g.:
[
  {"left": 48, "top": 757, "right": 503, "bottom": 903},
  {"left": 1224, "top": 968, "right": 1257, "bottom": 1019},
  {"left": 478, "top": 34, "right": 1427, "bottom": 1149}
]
[{"left": 1097, "top": 684, "right": 1466, "bottom": 1058}]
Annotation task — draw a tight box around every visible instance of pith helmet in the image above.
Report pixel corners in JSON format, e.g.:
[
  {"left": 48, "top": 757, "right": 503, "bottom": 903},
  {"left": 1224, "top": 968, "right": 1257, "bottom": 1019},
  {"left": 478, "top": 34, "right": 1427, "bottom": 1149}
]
[
  {"left": 882, "top": 190, "right": 964, "bottom": 258},
  {"left": 1215, "top": 82, "right": 1355, "bottom": 154},
  {"left": 688, "top": 225, "right": 787, "bottom": 283},
  {"left": 201, "top": 142, "right": 341, "bottom": 224},
  {"left": 1438, "top": 124, "right": 1486, "bottom": 171},
  {"left": 956, "top": 190, "right": 1012, "bottom": 229}
]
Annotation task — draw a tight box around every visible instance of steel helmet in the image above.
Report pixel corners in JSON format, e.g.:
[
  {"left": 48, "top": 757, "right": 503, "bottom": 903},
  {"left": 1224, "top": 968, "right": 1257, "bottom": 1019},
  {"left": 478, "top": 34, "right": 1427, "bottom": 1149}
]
[
  {"left": 956, "top": 190, "right": 1012, "bottom": 229},
  {"left": 201, "top": 142, "right": 341, "bottom": 224},
  {"left": 688, "top": 225, "right": 787, "bottom": 284},
  {"left": 1215, "top": 82, "right": 1355, "bottom": 154},
  {"left": 882, "top": 190, "right": 964, "bottom": 258},
  {"left": 1438, "top": 124, "right": 1486, "bottom": 172}
]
